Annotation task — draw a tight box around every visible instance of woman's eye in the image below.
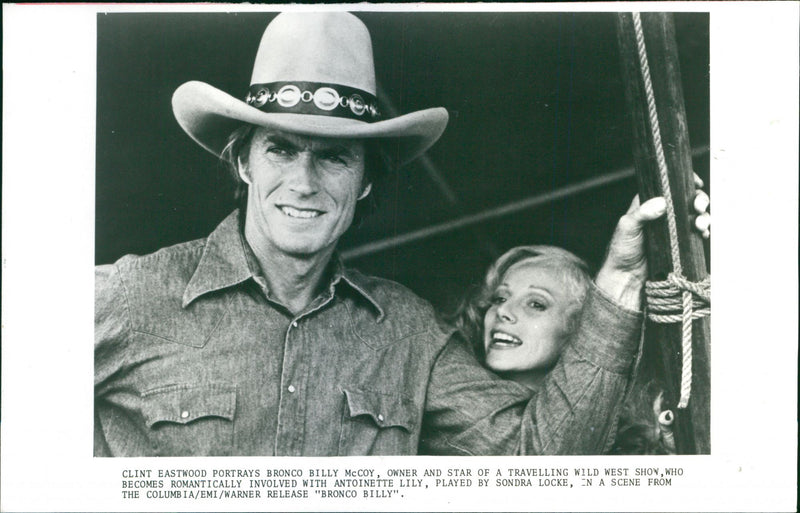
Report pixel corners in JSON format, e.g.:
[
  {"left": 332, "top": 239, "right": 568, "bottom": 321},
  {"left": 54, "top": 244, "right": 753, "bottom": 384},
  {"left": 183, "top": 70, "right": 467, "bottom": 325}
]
[
  {"left": 528, "top": 300, "right": 546, "bottom": 311},
  {"left": 490, "top": 295, "right": 506, "bottom": 305}
]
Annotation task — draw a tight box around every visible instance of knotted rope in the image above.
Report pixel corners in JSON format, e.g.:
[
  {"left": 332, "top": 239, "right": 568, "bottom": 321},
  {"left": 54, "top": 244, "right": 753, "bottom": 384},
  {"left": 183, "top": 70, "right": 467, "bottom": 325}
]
[
  {"left": 632, "top": 12, "right": 711, "bottom": 409},
  {"left": 646, "top": 274, "right": 711, "bottom": 323}
]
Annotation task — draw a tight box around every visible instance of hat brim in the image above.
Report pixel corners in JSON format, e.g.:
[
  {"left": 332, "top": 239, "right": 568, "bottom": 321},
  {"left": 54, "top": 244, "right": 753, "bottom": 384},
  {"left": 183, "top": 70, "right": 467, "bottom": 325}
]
[{"left": 172, "top": 81, "right": 449, "bottom": 165}]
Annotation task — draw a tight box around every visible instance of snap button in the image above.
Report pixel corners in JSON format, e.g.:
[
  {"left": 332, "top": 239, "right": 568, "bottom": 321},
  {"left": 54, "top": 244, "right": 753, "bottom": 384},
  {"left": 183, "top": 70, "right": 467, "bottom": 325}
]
[
  {"left": 291, "top": 321, "right": 298, "bottom": 328},
  {"left": 287, "top": 385, "right": 296, "bottom": 393},
  {"left": 180, "top": 410, "right": 189, "bottom": 419},
  {"left": 377, "top": 414, "right": 384, "bottom": 422}
]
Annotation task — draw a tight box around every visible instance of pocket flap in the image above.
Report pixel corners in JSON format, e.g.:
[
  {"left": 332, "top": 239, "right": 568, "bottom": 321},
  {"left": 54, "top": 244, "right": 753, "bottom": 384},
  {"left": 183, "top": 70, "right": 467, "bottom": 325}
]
[
  {"left": 142, "top": 384, "right": 236, "bottom": 428},
  {"left": 342, "top": 388, "right": 416, "bottom": 431}
]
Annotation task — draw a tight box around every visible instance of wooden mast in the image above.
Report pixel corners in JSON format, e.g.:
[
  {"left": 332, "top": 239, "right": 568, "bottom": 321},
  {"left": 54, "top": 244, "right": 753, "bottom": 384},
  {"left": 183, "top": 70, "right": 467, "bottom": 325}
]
[{"left": 615, "top": 12, "right": 710, "bottom": 454}]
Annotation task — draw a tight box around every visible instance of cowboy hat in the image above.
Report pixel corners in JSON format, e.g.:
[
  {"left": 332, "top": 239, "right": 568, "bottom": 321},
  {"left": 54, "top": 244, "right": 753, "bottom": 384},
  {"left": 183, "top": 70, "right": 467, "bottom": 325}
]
[{"left": 172, "top": 11, "right": 449, "bottom": 164}]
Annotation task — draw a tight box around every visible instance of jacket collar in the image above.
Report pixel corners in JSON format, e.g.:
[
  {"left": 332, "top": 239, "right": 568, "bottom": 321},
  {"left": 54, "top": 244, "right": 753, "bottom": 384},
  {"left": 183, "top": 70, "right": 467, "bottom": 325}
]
[{"left": 182, "top": 210, "right": 385, "bottom": 320}]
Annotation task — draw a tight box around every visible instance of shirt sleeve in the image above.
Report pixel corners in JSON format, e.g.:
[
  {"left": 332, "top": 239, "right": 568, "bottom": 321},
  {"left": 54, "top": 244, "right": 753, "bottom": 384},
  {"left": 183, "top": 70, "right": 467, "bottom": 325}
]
[
  {"left": 419, "top": 281, "right": 642, "bottom": 455},
  {"left": 95, "top": 263, "right": 132, "bottom": 423}
]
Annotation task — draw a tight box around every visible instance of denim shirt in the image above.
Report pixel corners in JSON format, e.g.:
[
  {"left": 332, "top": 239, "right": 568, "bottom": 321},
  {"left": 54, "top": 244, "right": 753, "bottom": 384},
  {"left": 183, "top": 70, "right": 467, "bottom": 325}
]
[{"left": 95, "top": 211, "right": 642, "bottom": 456}]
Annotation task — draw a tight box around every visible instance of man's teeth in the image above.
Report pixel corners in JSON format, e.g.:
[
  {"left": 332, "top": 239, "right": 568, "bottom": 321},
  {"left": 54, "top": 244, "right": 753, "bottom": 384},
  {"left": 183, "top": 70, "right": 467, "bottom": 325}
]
[
  {"left": 492, "top": 332, "right": 522, "bottom": 345},
  {"left": 280, "top": 206, "right": 320, "bottom": 219}
]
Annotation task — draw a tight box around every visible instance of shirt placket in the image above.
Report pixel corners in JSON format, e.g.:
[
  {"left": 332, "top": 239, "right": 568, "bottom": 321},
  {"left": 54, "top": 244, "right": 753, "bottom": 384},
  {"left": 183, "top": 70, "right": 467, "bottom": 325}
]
[{"left": 273, "top": 292, "right": 336, "bottom": 456}]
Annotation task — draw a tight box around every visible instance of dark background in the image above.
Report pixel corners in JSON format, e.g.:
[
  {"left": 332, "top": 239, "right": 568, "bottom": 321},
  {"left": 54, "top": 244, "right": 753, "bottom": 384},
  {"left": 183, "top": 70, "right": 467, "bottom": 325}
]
[{"left": 96, "top": 11, "right": 709, "bottom": 314}]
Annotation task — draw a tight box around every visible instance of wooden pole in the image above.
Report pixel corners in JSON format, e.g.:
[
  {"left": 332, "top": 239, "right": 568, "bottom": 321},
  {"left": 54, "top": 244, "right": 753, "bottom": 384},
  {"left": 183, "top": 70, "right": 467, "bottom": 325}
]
[{"left": 615, "top": 12, "right": 710, "bottom": 454}]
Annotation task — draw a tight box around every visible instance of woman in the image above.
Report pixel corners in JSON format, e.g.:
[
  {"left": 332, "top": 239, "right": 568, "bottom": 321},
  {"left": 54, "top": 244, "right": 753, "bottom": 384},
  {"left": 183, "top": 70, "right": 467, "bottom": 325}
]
[
  {"left": 451, "top": 245, "right": 592, "bottom": 391},
  {"left": 452, "top": 244, "right": 679, "bottom": 453}
]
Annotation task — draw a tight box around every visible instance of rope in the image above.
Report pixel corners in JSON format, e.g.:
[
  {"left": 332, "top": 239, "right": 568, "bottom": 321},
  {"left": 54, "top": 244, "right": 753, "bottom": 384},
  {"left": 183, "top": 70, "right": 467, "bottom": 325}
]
[
  {"left": 646, "top": 274, "right": 711, "bottom": 323},
  {"left": 632, "top": 12, "right": 710, "bottom": 409}
]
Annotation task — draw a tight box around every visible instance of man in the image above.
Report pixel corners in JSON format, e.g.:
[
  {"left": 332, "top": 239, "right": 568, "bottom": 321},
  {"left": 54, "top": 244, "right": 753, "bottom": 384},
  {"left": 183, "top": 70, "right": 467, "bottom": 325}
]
[{"left": 95, "top": 12, "right": 709, "bottom": 456}]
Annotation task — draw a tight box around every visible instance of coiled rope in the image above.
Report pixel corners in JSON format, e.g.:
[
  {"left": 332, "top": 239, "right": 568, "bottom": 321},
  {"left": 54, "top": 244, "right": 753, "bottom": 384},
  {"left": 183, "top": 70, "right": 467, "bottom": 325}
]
[{"left": 632, "top": 12, "right": 711, "bottom": 409}]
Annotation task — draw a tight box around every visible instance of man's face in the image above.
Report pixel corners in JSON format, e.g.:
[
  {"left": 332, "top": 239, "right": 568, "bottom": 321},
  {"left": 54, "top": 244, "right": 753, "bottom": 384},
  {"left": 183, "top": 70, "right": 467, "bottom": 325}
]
[{"left": 240, "top": 128, "right": 369, "bottom": 258}]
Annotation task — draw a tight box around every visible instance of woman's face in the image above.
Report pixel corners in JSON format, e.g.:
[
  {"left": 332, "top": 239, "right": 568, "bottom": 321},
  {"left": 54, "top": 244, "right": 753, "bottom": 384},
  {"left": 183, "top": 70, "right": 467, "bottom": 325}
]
[{"left": 483, "top": 260, "right": 576, "bottom": 373}]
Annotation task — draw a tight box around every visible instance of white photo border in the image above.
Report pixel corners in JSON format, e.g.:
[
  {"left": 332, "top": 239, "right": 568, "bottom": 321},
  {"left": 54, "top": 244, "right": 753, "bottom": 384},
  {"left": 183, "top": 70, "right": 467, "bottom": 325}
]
[{"left": 2, "top": 2, "right": 797, "bottom": 512}]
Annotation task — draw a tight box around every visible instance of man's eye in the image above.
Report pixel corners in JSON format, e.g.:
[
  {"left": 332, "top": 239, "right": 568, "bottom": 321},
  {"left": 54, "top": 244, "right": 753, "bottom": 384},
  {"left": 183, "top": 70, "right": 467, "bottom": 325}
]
[
  {"left": 267, "top": 146, "right": 292, "bottom": 157},
  {"left": 321, "top": 153, "right": 347, "bottom": 165}
]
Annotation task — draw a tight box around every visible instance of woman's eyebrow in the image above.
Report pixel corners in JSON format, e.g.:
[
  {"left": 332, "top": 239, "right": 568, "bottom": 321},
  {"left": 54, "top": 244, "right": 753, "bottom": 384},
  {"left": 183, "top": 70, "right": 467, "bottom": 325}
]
[{"left": 524, "top": 285, "right": 556, "bottom": 298}]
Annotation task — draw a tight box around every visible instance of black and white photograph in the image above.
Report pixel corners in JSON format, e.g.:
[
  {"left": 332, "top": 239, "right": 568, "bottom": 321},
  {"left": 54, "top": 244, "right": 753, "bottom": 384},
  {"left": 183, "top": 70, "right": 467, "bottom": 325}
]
[
  {"left": 94, "top": 9, "right": 712, "bottom": 458},
  {"left": 2, "top": 2, "right": 798, "bottom": 511}
]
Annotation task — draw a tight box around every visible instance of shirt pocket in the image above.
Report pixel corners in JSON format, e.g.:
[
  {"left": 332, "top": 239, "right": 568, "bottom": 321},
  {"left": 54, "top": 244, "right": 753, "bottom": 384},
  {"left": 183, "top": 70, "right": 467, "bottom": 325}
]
[
  {"left": 141, "top": 383, "right": 236, "bottom": 456},
  {"left": 338, "top": 388, "right": 418, "bottom": 455}
]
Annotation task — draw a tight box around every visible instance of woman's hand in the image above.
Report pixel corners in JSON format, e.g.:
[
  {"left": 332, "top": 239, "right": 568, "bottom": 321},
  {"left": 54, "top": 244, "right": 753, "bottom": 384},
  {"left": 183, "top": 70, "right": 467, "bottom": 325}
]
[
  {"left": 596, "top": 181, "right": 710, "bottom": 310},
  {"left": 693, "top": 175, "right": 711, "bottom": 238}
]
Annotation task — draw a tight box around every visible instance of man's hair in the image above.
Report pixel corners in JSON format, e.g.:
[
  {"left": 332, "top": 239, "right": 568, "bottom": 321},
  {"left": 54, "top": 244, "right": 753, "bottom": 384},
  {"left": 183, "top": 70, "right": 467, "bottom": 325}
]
[
  {"left": 218, "top": 124, "right": 392, "bottom": 229},
  {"left": 449, "top": 245, "right": 592, "bottom": 362}
]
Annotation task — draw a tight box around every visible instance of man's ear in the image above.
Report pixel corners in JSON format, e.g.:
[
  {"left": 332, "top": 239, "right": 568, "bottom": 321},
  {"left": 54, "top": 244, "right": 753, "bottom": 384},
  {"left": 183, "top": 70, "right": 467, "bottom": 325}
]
[
  {"left": 358, "top": 183, "right": 372, "bottom": 201},
  {"left": 237, "top": 157, "right": 252, "bottom": 185}
]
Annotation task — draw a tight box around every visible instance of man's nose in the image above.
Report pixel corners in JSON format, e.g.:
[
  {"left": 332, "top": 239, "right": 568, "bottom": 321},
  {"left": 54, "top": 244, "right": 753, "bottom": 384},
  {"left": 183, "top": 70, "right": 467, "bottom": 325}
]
[
  {"left": 287, "top": 152, "right": 319, "bottom": 195},
  {"left": 496, "top": 302, "right": 516, "bottom": 323}
]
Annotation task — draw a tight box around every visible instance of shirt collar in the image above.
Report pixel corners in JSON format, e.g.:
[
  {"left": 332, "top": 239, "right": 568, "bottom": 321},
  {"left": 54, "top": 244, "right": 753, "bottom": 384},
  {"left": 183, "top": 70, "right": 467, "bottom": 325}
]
[
  {"left": 329, "top": 256, "right": 386, "bottom": 322},
  {"left": 182, "top": 210, "right": 254, "bottom": 308},
  {"left": 182, "top": 210, "right": 386, "bottom": 321}
]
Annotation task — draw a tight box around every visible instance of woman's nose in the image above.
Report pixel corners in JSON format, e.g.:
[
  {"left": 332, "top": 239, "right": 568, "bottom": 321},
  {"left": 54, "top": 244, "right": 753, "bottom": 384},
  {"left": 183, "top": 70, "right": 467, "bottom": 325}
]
[{"left": 496, "top": 302, "right": 516, "bottom": 323}]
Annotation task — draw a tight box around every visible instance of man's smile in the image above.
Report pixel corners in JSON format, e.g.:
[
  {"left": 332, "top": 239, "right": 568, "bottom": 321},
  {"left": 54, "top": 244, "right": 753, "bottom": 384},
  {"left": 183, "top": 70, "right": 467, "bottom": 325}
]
[{"left": 277, "top": 205, "right": 324, "bottom": 219}]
